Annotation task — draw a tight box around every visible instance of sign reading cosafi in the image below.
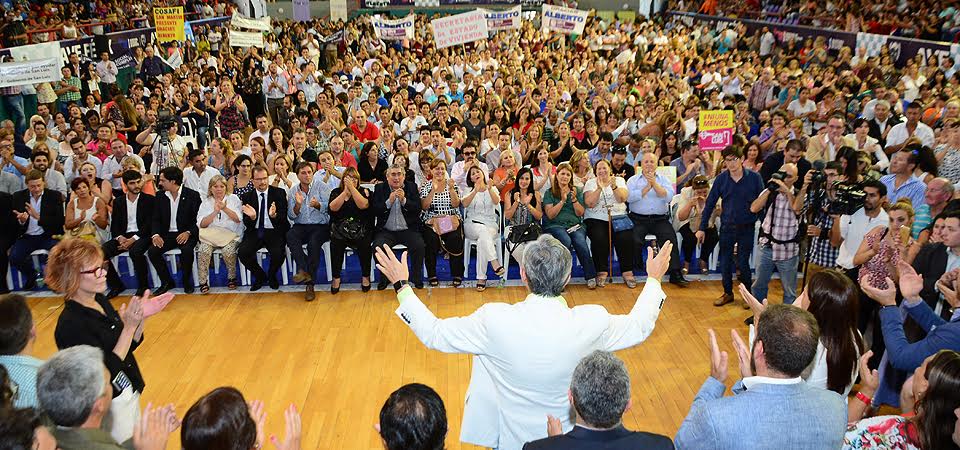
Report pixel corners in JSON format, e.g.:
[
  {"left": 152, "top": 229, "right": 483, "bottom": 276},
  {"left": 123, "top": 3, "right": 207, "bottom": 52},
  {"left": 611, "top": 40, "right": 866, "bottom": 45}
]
[
  {"left": 372, "top": 14, "right": 415, "bottom": 40},
  {"left": 431, "top": 10, "right": 488, "bottom": 48},
  {"left": 541, "top": 4, "right": 588, "bottom": 35},
  {"left": 482, "top": 6, "right": 521, "bottom": 31}
]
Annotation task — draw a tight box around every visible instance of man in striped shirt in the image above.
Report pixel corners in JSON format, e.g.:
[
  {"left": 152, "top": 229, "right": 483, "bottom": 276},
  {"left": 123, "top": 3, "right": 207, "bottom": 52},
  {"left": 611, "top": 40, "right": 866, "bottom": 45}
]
[{"left": 880, "top": 146, "right": 927, "bottom": 209}]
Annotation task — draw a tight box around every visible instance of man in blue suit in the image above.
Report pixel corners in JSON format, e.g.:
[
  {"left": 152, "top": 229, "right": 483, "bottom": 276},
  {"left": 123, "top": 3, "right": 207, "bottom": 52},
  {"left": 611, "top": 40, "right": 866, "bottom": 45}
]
[
  {"left": 675, "top": 305, "right": 846, "bottom": 449},
  {"left": 523, "top": 351, "right": 674, "bottom": 450}
]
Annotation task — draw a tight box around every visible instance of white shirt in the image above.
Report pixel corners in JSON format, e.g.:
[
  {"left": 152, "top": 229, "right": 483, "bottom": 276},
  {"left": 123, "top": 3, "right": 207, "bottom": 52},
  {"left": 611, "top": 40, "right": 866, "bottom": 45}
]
[
  {"left": 197, "top": 194, "right": 244, "bottom": 235},
  {"left": 836, "top": 208, "right": 889, "bottom": 269},
  {"left": 183, "top": 165, "right": 220, "bottom": 194},
  {"left": 100, "top": 153, "right": 143, "bottom": 189},
  {"left": 583, "top": 177, "right": 628, "bottom": 220},
  {"left": 248, "top": 129, "right": 270, "bottom": 145},
  {"left": 63, "top": 155, "right": 103, "bottom": 183},
  {"left": 450, "top": 160, "right": 490, "bottom": 194},
  {"left": 254, "top": 189, "right": 275, "bottom": 229},
  {"left": 886, "top": 121, "right": 935, "bottom": 149},
  {"left": 96, "top": 60, "right": 118, "bottom": 84},
  {"left": 398, "top": 115, "right": 428, "bottom": 142},
  {"left": 125, "top": 193, "right": 140, "bottom": 234},
  {"left": 741, "top": 375, "right": 803, "bottom": 390},
  {"left": 165, "top": 188, "right": 183, "bottom": 233},
  {"left": 26, "top": 193, "right": 43, "bottom": 236}
]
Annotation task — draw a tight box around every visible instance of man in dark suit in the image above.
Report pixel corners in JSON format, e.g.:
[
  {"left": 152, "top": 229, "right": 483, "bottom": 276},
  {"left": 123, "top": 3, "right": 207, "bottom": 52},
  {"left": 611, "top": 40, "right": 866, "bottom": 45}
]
[
  {"left": 103, "top": 170, "right": 155, "bottom": 299},
  {"left": 10, "top": 170, "right": 64, "bottom": 290},
  {"left": 0, "top": 191, "right": 18, "bottom": 293},
  {"left": 371, "top": 165, "right": 425, "bottom": 290},
  {"left": 148, "top": 166, "right": 201, "bottom": 295},
  {"left": 239, "top": 166, "right": 289, "bottom": 291},
  {"left": 523, "top": 351, "right": 674, "bottom": 450},
  {"left": 912, "top": 239, "right": 952, "bottom": 319}
]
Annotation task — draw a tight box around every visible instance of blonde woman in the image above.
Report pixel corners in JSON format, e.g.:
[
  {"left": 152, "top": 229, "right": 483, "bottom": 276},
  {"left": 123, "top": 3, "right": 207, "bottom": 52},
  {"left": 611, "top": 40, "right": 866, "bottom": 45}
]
[
  {"left": 569, "top": 149, "right": 595, "bottom": 188},
  {"left": 196, "top": 175, "right": 244, "bottom": 293},
  {"left": 267, "top": 155, "right": 297, "bottom": 193},
  {"left": 208, "top": 138, "right": 233, "bottom": 177}
]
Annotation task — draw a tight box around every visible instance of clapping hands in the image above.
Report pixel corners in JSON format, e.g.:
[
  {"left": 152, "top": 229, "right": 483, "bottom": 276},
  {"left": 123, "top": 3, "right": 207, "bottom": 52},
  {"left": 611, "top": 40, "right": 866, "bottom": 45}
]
[{"left": 707, "top": 327, "right": 752, "bottom": 383}]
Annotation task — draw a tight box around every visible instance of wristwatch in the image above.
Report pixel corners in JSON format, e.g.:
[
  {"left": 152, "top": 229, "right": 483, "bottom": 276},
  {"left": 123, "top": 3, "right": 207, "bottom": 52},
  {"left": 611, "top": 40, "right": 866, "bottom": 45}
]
[{"left": 393, "top": 280, "right": 409, "bottom": 292}]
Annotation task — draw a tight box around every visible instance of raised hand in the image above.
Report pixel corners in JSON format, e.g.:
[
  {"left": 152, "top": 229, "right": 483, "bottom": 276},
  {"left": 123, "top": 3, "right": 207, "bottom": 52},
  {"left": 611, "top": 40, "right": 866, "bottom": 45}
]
[
  {"left": 858, "top": 351, "right": 879, "bottom": 395},
  {"left": 243, "top": 204, "right": 257, "bottom": 219},
  {"left": 374, "top": 244, "right": 409, "bottom": 284},
  {"left": 897, "top": 261, "right": 923, "bottom": 300},
  {"left": 133, "top": 402, "right": 176, "bottom": 450},
  {"left": 708, "top": 329, "right": 728, "bottom": 383},
  {"left": 546, "top": 415, "right": 563, "bottom": 437},
  {"left": 738, "top": 283, "right": 767, "bottom": 326},
  {"left": 644, "top": 241, "right": 673, "bottom": 281},
  {"left": 860, "top": 275, "right": 896, "bottom": 306},
  {"left": 270, "top": 404, "right": 302, "bottom": 450},
  {"left": 730, "top": 329, "right": 753, "bottom": 379},
  {"left": 249, "top": 400, "right": 267, "bottom": 450}
]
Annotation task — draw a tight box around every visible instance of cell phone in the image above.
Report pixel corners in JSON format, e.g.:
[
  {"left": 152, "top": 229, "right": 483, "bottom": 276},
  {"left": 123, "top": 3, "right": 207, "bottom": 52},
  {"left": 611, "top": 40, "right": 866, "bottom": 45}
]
[
  {"left": 899, "top": 225, "right": 911, "bottom": 243},
  {"left": 566, "top": 224, "right": 581, "bottom": 234}
]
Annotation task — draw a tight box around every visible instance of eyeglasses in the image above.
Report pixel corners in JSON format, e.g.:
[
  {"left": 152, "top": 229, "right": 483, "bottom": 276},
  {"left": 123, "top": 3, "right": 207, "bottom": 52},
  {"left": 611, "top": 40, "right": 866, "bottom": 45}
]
[
  {"left": 463, "top": 152, "right": 476, "bottom": 156},
  {"left": 79, "top": 261, "right": 109, "bottom": 276}
]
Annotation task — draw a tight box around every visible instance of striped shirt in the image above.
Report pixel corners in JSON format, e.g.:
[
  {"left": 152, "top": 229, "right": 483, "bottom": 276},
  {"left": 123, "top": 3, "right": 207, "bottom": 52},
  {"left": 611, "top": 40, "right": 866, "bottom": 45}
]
[
  {"left": 759, "top": 190, "right": 800, "bottom": 261},
  {"left": 879, "top": 174, "right": 926, "bottom": 210},
  {"left": 0, "top": 355, "right": 43, "bottom": 408}
]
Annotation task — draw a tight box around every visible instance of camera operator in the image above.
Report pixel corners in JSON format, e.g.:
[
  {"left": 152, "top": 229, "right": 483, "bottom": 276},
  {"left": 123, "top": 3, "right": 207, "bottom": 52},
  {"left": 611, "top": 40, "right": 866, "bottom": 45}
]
[
  {"left": 795, "top": 161, "right": 843, "bottom": 278},
  {"left": 135, "top": 109, "right": 187, "bottom": 176},
  {"left": 749, "top": 163, "right": 802, "bottom": 305}
]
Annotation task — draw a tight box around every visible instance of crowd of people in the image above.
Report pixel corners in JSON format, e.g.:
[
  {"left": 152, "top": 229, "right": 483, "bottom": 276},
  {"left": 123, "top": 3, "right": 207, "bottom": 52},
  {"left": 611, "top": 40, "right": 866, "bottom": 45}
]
[{"left": 0, "top": 1, "right": 958, "bottom": 448}]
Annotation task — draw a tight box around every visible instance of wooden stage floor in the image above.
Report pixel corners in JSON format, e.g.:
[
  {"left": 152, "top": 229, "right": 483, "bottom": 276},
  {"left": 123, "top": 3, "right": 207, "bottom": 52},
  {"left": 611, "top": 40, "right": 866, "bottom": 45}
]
[{"left": 25, "top": 279, "right": 779, "bottom": 449}]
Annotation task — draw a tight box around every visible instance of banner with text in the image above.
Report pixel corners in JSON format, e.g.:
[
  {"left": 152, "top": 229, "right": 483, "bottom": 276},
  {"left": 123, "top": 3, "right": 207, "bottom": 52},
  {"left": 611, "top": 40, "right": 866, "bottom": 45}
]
[
  {"left": 698, "top": 110, "right": 734, "bottom": 151},
  {"left": 231, "top": 12, "right": 272, "bottom": 32},
  {"left": 293, "top": 0, "right": 311, "bottom": 21},
  {"left": 154, "top": 7, "right": 185, "bottom": 43},
  {"left": 431, "top": 10, "right": 488, "bottom": 48},
  {"left": 229, "top": 29, "right": 265, "bottom": 47},
  {"left": 363, "top": 0, "right": 540, "bottom": 7},
  {"left": 372, "top": 14, "right": 415, "bottom": 41},
  {"left": 541, "top": 4, "right": 588, "bottom": 35},
  {"left": 0, "top": 58, "right": 62, "bottom": 88},
  {"left": 482, "top": 6, "right": 522, "bottom": 31}
]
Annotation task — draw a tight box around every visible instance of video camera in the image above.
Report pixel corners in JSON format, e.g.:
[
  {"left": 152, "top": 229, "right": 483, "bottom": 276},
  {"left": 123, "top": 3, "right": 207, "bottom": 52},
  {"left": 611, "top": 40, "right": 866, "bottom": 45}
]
[
  {"left": 154, "top": 107, "right": 178, "bottom": 144},
  {"left": 827, "top": 182, "right": 866, "bottom": 216},
  {"left": 767, "top": 171, "right": 786, "bottom": 191}
]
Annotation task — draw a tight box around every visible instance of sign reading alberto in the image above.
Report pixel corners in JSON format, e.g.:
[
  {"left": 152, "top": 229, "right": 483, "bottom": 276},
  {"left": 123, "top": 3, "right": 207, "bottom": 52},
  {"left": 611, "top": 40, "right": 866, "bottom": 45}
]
[{"left": 698, "top": 110, "right": 734, "bottom": 151}]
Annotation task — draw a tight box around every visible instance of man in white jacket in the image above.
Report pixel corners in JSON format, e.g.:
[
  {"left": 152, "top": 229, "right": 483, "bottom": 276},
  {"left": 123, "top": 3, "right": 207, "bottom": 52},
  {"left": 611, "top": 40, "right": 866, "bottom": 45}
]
[{"left": 374, "top": 235, "right": 673, "bottom": 450}]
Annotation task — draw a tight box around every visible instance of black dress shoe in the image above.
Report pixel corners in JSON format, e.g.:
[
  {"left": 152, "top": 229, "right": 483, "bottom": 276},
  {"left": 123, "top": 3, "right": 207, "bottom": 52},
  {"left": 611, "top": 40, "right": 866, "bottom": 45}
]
[
  {"left": 250, "top": 280, "right": 264, "bottom": 292},
  {"left": 183, "top": 284, "right": 195, "bottom": 294},
  {"left": 153, "top": 283, "right": 173, "bottom": 296},
  {"left": 269, "top": 277, "right": 280, "bottom": 290},
  {"left": 330, "top": 279, "right": 341, "bottom": 294},
  {"left": 104, "top": 287, "right": 124, "bottom": 300},
  {"left": 21, "top": 278, "right": 36, "bottom": 291},
  {"left": 377, "top": 279, "right": 390, "bottom": 291},
  {"left": 669, "top": 273, "right": 690, "bottom": 287}
]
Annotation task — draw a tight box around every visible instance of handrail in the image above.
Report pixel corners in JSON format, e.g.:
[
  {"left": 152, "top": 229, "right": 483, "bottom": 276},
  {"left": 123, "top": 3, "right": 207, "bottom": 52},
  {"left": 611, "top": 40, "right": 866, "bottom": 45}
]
[{"left": 18, "top": 10, "right": 205, "bottom": 46}]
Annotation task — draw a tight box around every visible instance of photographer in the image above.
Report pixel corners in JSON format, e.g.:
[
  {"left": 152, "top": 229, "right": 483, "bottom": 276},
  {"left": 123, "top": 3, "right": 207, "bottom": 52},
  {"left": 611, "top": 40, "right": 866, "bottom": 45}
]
[
  {"left": 135, "top": 111, "right": 187, "bottom": 176},
  {"left": 760, "top": 138, "right": 810, "bottom": 189},
  {"left": 795, "top": 161, "right": 843, "bottom": 277},
  {"left": 749, "top": 163, "right": 802, "bottom": 305}
]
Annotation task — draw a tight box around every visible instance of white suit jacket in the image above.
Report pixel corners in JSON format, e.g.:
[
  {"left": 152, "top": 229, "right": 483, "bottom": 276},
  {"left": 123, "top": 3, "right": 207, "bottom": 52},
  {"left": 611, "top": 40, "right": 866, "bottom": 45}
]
[{"left": 394, "top": 280, "right": 667, "bottom": 450}]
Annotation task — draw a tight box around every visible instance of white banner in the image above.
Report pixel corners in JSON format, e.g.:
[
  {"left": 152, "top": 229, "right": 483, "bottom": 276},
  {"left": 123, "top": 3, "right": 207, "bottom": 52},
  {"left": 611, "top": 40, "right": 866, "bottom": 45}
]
[
  {"left": 0, "top": 58, "right": 62, "bottom": 88},
  {"left": 541, "top": 4, "right": 588, "bottom": 35},
  {"left": 431, "top": 10, "right": 488, "bottom": 49},
  {"left": 330, "top": 0, "right": 347, "bottom": 22},
  {"left": 372, "top": 14, "right": 415, "bottom": 41},
  {"left": 229, "top": 29, "right": 265, "bottom": 48},
  {"left": 481, "top": 6, "right": 521, "bottom": 32},
  {"left": 7, "top": 42, "right": 60, "bottom": 63},
  {"left": 231, "top": 12, "right": 272, "bottom": 32}
]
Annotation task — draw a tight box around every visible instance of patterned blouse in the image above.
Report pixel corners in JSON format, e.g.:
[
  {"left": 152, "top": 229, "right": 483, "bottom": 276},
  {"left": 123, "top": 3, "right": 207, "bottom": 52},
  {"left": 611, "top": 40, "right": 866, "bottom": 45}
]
[
  {"left": 857, "top": 228, "right": 908, "bottom": 290},
  {"left": 936, "top": 144, "right": 960, "bottom": 185},
  {"left": 232, "top": 176, "right": 255, "bottom": 198},
  {"left": 843, "top": 415, "right": 920, "bottom": 449},
  {"left": 419, "top": 181, "right": 461, "bottom": 223}
]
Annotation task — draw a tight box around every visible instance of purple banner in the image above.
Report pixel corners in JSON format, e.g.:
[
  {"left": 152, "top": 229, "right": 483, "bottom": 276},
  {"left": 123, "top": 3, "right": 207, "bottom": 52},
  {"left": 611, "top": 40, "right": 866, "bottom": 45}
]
[
  {"left": 363, "top": 0, "right": 541, "bottom": 9},
  {"left": 293, "top": 0, "right": 311, "bottom": 22}
]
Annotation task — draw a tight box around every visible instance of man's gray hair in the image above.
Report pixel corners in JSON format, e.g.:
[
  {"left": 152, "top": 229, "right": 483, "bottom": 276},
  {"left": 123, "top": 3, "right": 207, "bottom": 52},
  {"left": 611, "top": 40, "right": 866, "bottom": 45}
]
[
  {"left": 933, "top": 177, "right": 955, "bottom": 195},
  {"left": 521, "top": 234, "right": 572, "bottom": 297},
  {"left": 37, "top": 345, "right": 107, "bottom": 427},
  {"left": 570, "top": 351, "right": 631, "bottom": 429}
]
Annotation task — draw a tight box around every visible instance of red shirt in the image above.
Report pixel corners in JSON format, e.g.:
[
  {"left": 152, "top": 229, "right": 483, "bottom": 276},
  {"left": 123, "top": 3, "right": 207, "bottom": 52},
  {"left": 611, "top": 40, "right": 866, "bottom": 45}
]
[{"left": 350, "top": 121, "right": 380, "bottom": 142}]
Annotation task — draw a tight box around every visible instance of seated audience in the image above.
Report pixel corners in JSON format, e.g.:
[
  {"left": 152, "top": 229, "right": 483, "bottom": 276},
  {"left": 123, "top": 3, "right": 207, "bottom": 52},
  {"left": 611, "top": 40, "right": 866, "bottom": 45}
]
[
  {"left": 239, "top": 166, "right": 289, "bottom": 291},
  {"left": 523, "top": 350, "right": 674, "bottom": 449},
  {"left": 287, "top": 162, "right": 334, "bottom": 300},
  {"left": 0, "top": 406, "right": 57, "bottom": 450},
  {"left": 328, "top": 167, "right": 373, "bottom": 293},
  {"left": 196, "top": 175, "right": 244, "bottom": 294},
  {"left": 64, "top": 177, "right": 109, "bottom": 243},
  {"left": 148, "top": 166, "right": 202, "bottom": 295},
  {"left": 543, "top": 162, "right": 597, "bottom": 288},
  {"left": 462, "top": 165, "right": 504, "bottom": 291},
  {"left": 627, "top": 151, "right": 687, "bottom": 286},
  {"left": 103, "top": 170, "right": 154, "bottom": 298},
  {"left": 11, "top": 170, "right": 64, "bottom": 290},
  {"left": 677, "top": 176, "right": 719, "bottom": 275},
  {"left": 371, "top": 165, "right": 425, "bottom": 290},
  {"left": 419, "top": 159, "right": 465, "bottom": 287},
  {"left": 503, "top": 167, "right": 544, "bottom": 266},
  {"left": 583, "top": 159, "right": 636, "bottom": 288}
]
